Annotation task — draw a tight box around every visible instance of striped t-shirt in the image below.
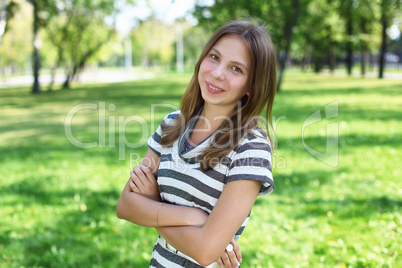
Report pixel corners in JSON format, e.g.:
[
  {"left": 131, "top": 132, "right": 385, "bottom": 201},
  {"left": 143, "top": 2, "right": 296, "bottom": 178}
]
[{"left": 147, "top": 110, "right": 274, "bottom": 268}]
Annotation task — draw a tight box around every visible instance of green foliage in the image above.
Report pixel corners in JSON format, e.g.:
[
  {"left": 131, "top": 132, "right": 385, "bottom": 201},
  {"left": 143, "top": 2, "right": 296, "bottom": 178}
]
[
  {"left": 2, "top": 0, "right": 19, "bottom": 35},
  {"left": 58, "top": 1, "right": 117, "bottom": 65},
  {"left": 194, "top": 0, "right": 401, "bottom": 73},
  {"left": 194, "top": 0, "right": 269, "bottom": 34},
  {"left": 131, "top": 18, "right": 176, "bottom": 67},
  {"left": 178, "top": 23, "right": 212, "bottom": 71},
  {"left": 0, "top": 0, "right": 31, "bottom": 73},
  {"left": 0, "top": 72, "right": 401, "bottom": 267},
  {"left": 129, "top": 20, "right": 211, "bottom": 70}
]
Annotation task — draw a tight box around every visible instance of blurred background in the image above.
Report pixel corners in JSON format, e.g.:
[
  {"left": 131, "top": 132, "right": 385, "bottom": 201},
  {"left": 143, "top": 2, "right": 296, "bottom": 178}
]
[
  {"left": 0, "top": 0, "right": 401, "bottom": 267},
  {"left": 0, "top": 0, "right": 401, "bottom": 90}
]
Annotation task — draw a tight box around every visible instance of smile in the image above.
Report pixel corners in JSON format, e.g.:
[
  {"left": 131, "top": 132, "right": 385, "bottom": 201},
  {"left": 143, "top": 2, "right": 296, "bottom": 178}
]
[{"left": 206, "top": 82, "right": 225, "bottom": 93}]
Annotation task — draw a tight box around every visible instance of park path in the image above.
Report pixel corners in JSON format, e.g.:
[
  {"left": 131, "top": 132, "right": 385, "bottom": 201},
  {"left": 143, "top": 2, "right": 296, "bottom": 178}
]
[
  {"left": 0, "top": 69, "right": 155, "bottom": 88},
  {"left": 0, "top": 68, "right": 400, "bottom": 88}
]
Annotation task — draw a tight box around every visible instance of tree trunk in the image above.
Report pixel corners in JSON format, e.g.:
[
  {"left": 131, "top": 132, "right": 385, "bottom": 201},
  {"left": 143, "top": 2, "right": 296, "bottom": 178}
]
[
  {"left": 48, "top": 63, "right": 57, "bottom": 91},
  {"left": 361, "top": 49, "right": 368, "bottom": 77},
  {"left": 379, "top": 16, "right": 387, "bottom": 79},
  {"left": 32, "top": 0, "right": 40, "bottom": 93},
  {"left": 276, "top": 0, "right": 300, "bottom": 92},
  {"left": 48, "top": 46, "right": 65, "bottom": 90},
  {"left": 313, "top": 51, "right": 323, "bottom": 73},
  {"left": 63, "top": 73, "right": 70, "bottom": 89},
  {"left": 328, "top": 32, "right": 335, "bottom": 73},
  {"left": 62, "top": 31, "right": 112, "bottom": 89},
  {"left": 346, "top": 15, "right": 353, "bottom": 76}
]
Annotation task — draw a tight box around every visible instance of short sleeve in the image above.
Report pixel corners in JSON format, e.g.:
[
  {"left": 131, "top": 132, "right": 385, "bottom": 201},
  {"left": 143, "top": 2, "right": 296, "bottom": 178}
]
[
  {"left": 147, "top": 111, "right": 180, "bottom": 156},
  {"left": 225, "top": 132, "right": 274, "bottom": 196}
]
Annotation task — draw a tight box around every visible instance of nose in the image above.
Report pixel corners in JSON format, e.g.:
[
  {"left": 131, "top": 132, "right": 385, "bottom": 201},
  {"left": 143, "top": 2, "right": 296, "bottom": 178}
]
[{"left": 211, "top": 65, "right": 225, "bottom": 80}]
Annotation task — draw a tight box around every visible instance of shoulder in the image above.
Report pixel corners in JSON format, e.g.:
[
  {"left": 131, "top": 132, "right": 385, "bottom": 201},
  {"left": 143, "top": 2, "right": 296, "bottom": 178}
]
[
  {"left": 165, "top": 110, "right": 181, "bottom": 120},
  {"left": 161, "top": 110, "right": 181, "bottom": 126},
  {"left": 235, "top": 128, "right": 272, "bottom": 155},
  {"left": 226, "top": 128, "right": 274, "bottom": 195}
]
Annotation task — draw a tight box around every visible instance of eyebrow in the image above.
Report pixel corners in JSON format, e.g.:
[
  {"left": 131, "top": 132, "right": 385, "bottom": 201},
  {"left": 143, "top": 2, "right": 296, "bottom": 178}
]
[{"left": 211, "top": 47, "right": 249, "bottom": 72}]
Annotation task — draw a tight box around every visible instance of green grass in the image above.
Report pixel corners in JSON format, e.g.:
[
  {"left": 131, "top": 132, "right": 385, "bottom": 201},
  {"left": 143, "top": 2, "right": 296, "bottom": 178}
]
[{"left": 0, "top": 72, "right": 401, "bottom": 267}]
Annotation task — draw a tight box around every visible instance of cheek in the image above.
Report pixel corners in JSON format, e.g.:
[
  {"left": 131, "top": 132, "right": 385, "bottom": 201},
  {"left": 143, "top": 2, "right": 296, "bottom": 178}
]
[
  {"left": 198, "top": 60, "right": 206, "bottom": 81},
  {"left": 199, "top": 58, "right": 214, "bottom": 73},
  {"left": 239, "top": 74, "right": 251, "bottom": 93},
  {"left": 231, "top": 76, "right": 249, "bottom": 92}
]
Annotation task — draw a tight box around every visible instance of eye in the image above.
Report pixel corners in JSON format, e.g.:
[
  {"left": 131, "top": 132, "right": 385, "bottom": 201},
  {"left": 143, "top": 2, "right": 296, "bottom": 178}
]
[
  {"left": 210, "top": 54, "right": 219, "bottom": 61},
  {"left": 232, "top": 66, "right": 243, "bottom": 73}
]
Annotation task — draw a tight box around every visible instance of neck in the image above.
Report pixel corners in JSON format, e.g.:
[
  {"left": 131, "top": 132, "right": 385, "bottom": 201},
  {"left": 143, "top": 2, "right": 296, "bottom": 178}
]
[{"left": 199, "top": 103, "right": 236, "bottom": 130}]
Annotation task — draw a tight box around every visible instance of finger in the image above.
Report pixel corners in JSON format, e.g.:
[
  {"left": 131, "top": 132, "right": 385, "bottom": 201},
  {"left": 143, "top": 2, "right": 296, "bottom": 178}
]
[
  {"left": 226, "top": 249, "right": 239, "bottom": 268},
  {"left": 216, "top": 258, "right": 224, "bottom": 268},
  {"left": 139, "top": 165, "right": 157, "bottom": 184},
  {"left": 231, "top": 238, "right": 242, "bottom": 263},
  {"left": 220, "top": 252, "right": 231, "bottom": 268},
  {"left": 130, "top": 170, "right": 145, "bottom": 193},
  {"left": 128, "top": 177, "right": 140, "bottom": 192},
  {"left": 132, "top": 167, "right": 146, "bottom": 185}
]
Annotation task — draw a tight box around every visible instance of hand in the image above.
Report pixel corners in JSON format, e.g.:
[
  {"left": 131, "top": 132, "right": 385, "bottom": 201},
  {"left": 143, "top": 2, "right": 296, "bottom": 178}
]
[
  {"left": 129, "top": 165, "right": 161, "bottom": 201},
  {"left": 216, "top": 238, "right": 241, "bottom": 268}
]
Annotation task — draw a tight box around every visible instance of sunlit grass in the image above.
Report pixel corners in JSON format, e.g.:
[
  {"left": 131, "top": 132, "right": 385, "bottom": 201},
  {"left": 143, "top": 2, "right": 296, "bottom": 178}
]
[{"left": 0, "top": 72, "right": 401, "bottom": 267}]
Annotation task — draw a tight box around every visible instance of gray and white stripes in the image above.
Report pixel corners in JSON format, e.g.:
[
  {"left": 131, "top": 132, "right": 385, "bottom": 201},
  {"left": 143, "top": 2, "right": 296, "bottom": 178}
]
[{"left": 147, "top": 110, "right": 273, "bottom": 267}]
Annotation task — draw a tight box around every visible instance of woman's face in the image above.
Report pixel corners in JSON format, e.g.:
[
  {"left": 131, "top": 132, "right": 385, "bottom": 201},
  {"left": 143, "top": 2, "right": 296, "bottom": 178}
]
[{"left": 198, "top": 34, "right": 251, "bottom": 112}]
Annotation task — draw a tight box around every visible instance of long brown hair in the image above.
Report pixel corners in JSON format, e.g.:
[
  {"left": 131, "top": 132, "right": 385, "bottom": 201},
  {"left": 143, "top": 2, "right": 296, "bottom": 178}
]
[{"left": 160, "top": 19, "right": 277, "bottom": 171}]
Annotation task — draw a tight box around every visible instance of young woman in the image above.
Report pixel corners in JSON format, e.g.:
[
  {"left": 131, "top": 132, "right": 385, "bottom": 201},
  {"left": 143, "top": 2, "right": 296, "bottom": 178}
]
[{"left": 116, "top": 19, "right": 277, "bottom": 268}]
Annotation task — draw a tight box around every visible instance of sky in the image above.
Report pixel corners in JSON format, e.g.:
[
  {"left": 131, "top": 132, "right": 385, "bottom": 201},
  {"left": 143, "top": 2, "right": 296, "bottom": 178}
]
[{"left": 388, "top": 20, "right": 401, "bottom": 40}]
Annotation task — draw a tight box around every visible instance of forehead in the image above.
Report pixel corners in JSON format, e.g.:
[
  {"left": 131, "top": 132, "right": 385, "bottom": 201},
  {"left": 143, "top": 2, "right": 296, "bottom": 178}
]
[{"left": 211, "top": 34, "right": 251, "bottom": 65}]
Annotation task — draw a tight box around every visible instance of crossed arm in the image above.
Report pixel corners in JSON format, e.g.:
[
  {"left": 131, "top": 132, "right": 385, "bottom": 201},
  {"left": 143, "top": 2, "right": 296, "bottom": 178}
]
[{"left": 116, "top": 148, "right": 261, "bottom": 267}]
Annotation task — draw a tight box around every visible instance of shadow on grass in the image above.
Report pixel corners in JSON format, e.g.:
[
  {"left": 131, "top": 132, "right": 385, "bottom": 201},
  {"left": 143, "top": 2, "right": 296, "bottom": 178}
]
[
  {"left": 271, "top": 169, "right": 343, "bottom": 194},
  {"left": 273, "top": 103, "right": 402, "bottom": 124},
  {"left": 280, "top": 83, "right": 402, "bottom": 97},
  {"left": 1, "top": 184, "right": 155, "bottom": 267},
  {"left": 255, "top": 164, "right": 400, "bottom": 220},
  {"left": 2, "top": 79, "right": 187, "bottom": 106},
  {"left": 291, "top": 132, "right": 402, "bottom": 151},
  {"left": 297, "top": 196, "right": 401, "bottom": 220},
  {"left": 2, "top": 74, "right": 401, "bottom": 266}
]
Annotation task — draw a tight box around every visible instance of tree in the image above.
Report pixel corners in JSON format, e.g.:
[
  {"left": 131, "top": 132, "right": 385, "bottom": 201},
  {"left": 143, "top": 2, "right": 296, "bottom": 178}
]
[
  {"left": 0, "top": 0, "right": 7, "bottom": 45},
  {"left": 355, "top": 0, "right": 379, "bottom": 76},
  {"left": 23, "top": 0, "right": 124, "bottom": 91},
  {"left": 295, "top": 0, "right": 342, "bottom": 73},
  {"left": 30, "top": 0, "right": 40, "bottom": 93},
  {"left": 0, "top": 0, "right": 31, "bottom": 74},
  {"left": 131, "top": 18, "right": 176, "bottom": 68},
  {"left": 44, "top": 10, "right": 72, "bottom": 90},
  {"left": 179, "top": 22, "right": 211, "bottom": 70},
  {"left": 194, "top": 0, "right": 268, "bottom": 33},
  {"left": 193, "top": 0, "right": 306, "bottom": 92},
  {"left": 338, "top": 0, "right": 358, "bottom": 76},
  {"left": 25, "top": 0, "right": 57, "bottom": 93},
  {"left": 52, "top": 0, "right": 119, "bottom": 89},
  {"left": 379, "top": 0, "right": 401, "bottom": 78},
  {"left": 0, "top": 0, "right": 19, "bottom": 46},
  {"left": 275, "top": 0, "right": 301, "bottom": 92}
]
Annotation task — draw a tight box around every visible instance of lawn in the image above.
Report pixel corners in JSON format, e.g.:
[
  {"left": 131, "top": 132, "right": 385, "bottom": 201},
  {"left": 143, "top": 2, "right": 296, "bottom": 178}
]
[{"left": 0, "top": 72, "right": 400, "bottom": 267}]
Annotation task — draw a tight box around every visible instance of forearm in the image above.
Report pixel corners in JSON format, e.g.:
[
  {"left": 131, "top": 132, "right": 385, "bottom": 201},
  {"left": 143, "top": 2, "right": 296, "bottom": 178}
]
[
  {"left": 155, "top": 181, "right": 262, "bottom": 266},
  {"left": 116, "top": 180, "right": 206, "bottom": 227},
  {"left": 156, "top": 225, "right": 225, "bottom": 266}
]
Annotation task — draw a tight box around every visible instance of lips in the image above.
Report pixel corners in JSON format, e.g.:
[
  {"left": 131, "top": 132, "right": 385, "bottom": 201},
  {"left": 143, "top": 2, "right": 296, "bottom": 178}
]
[{"left": 205, "top": 82, "right": 225, "bottom": 94}]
